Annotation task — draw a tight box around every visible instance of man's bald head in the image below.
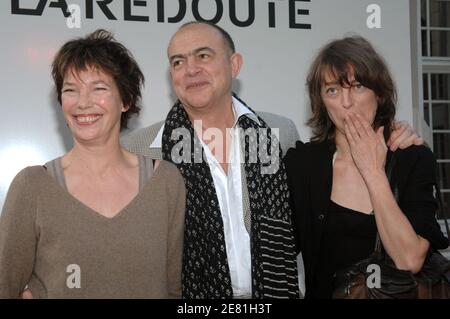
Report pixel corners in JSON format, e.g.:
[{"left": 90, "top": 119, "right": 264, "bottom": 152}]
[{"left": 169, "top": 21, "right": 236, "bottom": 56}]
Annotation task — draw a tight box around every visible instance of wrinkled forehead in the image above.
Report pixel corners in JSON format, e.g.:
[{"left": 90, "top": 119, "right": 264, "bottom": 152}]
[{"left": 167, "top": 24, "right": 227, "bottom": 56}]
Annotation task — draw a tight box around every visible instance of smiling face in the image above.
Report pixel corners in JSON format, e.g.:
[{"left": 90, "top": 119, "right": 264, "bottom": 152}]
[
  {"left": 320, "top": 67, "right": 378, "bottom": 136},
  {"left": 61, "top": 66, "right": 128, "bottom": 144},
  {"left": 167, "top": 23, "right": 242, "bottom": 114}
]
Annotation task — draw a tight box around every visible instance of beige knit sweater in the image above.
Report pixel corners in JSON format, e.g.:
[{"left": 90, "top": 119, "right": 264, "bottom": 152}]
[{"left": 0, "top": 160, "right": 185, "bottom": 299}]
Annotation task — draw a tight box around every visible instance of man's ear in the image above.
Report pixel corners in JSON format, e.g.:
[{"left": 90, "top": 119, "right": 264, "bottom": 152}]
[{"left": 230, "top": 52, "right": 243, "bottom": 79}]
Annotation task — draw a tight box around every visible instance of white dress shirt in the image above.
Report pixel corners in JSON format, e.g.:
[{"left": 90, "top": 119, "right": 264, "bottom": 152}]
[{"left": 150, "top": 97, "right": 260, "bottom": 297}]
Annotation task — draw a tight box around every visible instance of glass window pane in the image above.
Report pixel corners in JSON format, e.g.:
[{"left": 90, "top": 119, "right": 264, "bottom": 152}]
[
  {"left": 431, "top": 74, "right": 450, "bottom": 100},
  {"left": 423, "top": 73, "right": 429, "bottom": 100},
  {"left": 421, "top": 29, "right": 428, "bottom": 56},
  {"left": 437, "top": 163, "right": 450, "bottom": 189},
  {"left": 430, "top": 30, "right": 450, "bottom": 57},
  {"left": 430, "top": 0, "right": 450, "bottom": 27},
  {"left": 424, "top": 102, "right": 430, "bottom": 125},
  {"left": 432, "top": 103, "right": 450, "bottom": 130},
  {"left": 421, "top": 0, "right": 427, "bottom": 27},
  {"left": 433, "top": 133, "right": 450, "bottom": 159}
]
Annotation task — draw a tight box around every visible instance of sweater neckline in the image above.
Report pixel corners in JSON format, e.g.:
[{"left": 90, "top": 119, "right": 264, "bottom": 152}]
[{"left": 40, "top": 158, "right": 157, "bottom": 221}]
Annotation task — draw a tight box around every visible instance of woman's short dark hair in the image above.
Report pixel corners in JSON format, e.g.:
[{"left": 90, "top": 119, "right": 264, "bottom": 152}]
[
  {"left": 52, "top": 29, "right": 144, "bottom": 130},
  {"left": 306, "top": 35, "right": 397, "bottom": 143}
]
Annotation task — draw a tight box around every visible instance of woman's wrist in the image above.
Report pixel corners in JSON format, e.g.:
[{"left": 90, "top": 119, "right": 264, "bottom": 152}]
[{"left": 361, "top": 168, "right": 389, "bottom": 189}]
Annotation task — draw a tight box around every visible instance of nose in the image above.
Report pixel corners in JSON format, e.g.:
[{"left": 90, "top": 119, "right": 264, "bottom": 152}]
[
  {"left": 185, "top": 56, "right": 201, "bottom": 76},
  {"left": 341, "top": 87, "right": 353, "bottom": 109},
  {"left": 77, "top": 89, "right": 92, "bottom": 109}
]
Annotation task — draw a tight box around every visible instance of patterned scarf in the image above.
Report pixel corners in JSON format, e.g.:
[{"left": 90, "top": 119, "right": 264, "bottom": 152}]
[{"left": 162, "top": 98, "right": 299, "bottom": 299}]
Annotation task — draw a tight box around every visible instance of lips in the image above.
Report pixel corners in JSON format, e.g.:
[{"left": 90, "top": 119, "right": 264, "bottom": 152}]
[
  {"left": 73, "top": 114, "right": 102, "bottom": 126},
  {"left": 186, "top": 81, "right": 209, "bottom": 90}
]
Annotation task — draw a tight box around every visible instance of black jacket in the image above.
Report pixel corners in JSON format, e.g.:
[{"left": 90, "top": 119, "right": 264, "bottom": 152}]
[{"left": 285, "top": 140, "right": 449, "bottom": 299}]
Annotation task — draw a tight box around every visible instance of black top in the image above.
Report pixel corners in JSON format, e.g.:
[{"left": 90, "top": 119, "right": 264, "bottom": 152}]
[
  {"left": 313, "top": 200, "right": 377, "bottom": 299},
  {"left": 284, "top": 141, "right": 449, "bottom": 299}
]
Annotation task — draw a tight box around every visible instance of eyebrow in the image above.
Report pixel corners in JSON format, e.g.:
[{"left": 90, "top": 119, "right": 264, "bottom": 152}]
[
  {"left": 169, "top": 47, "right": 216, "bottom": 63},
  {"left": 323, "top": 79, "right": 359, "bottom": 86},
  {"left": 62, "top": 80, "right": 110, "bottom": 86},
  {"left": 91, "top": 80, "right": 110, "bottom": 86}
]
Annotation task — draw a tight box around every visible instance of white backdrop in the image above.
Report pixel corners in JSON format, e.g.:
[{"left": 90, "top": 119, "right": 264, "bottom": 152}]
[{"left": 0, "top": 0, "right": 414, "bottom": 209}]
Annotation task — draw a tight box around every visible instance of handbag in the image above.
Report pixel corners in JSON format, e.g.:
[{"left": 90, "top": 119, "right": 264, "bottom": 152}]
[{"left": 332, "top": 152, "right": 450, "bottom": 299}]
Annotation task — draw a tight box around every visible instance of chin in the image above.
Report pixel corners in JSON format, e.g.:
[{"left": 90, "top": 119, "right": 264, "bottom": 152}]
[
  {"left": 73, "top": 130, "right": 102, "bottom": 143},
  {"left": 75, "top": 136, "right": 99, "bottom": 144},
  {"left": 184, "top": 100, "right": 211, "bottom": 110}
]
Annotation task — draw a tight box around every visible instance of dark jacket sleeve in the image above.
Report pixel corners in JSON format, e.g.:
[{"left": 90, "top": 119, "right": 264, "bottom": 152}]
[
  {"left": 395, "top": 146, "right": 449, "bottom": 250},
  {"left": 284, "top": 141, "right": 306, "bottom": 254}
]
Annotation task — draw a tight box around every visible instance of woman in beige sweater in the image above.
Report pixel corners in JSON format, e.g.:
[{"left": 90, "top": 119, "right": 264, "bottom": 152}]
[{"left": 0, "top": 30, "right": 185, "bottom": 298}]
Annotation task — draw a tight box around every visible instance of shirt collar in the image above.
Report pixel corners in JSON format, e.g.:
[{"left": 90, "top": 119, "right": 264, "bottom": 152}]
[
  {"left": 232, "top": 96, "right": 261, "bottom": 127},
  {"left": 149, "top": 123, "right": 165, "bottom": 149},
  {"left": 149, "top": 96, "right": 260, "bottom": 149}
]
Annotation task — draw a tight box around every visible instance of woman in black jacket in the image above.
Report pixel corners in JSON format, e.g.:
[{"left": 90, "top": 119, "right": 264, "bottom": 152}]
[{"left": 285, "top": 36, "right": 449, "bottom": 299}]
